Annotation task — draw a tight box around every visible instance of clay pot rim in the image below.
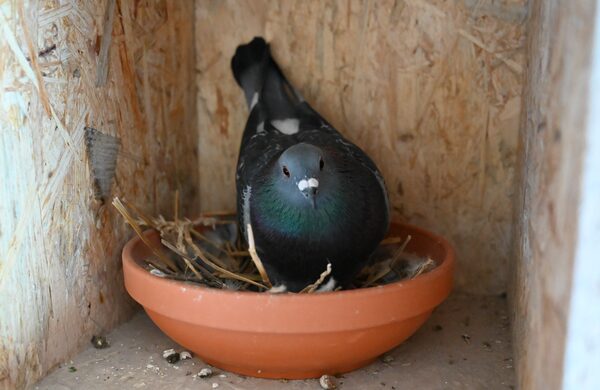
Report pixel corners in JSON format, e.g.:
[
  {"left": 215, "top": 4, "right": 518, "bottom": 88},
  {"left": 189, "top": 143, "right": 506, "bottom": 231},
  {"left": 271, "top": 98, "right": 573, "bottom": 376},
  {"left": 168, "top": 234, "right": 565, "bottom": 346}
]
[{"left": 122, "top": 221, "right": 454, "bottom": 301}]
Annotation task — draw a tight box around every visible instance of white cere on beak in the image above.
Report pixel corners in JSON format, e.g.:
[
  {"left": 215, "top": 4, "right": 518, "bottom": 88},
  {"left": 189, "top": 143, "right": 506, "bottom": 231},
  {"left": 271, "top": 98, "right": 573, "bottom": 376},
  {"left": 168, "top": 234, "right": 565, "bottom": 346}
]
[
  {"left": 298, "top": 178, "right": 319, "bottom": 191},
  {"left": 298, "top": 180, "right": 309, "bottom": 191}
]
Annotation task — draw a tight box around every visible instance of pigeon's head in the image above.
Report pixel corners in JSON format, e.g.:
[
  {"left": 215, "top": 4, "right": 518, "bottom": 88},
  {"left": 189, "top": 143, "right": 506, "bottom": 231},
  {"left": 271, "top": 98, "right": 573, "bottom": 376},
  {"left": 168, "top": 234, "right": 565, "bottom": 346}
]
[{"left": 275, "top": 143, "right": 328, "bottom": 208}]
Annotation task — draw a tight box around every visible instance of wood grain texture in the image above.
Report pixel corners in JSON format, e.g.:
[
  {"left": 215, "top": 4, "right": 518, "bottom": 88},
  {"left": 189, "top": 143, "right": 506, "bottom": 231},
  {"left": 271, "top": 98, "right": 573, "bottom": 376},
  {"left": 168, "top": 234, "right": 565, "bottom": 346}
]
[
  {"left": 510, "top": 1, "right": 596, "bottom": 389},
  {"left": 0, "top": 1, "right": 196, "bottom": 388},
  {"left": 195, "top": 0, "right": 526, "bottom": 294}
]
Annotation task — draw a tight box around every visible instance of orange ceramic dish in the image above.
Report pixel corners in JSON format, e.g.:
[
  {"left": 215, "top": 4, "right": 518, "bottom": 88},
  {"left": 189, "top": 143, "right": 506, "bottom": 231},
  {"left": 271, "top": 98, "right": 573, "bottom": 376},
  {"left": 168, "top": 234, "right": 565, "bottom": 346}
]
[{"left": 122, "top": 222, "right": 454, "bottom": 379}]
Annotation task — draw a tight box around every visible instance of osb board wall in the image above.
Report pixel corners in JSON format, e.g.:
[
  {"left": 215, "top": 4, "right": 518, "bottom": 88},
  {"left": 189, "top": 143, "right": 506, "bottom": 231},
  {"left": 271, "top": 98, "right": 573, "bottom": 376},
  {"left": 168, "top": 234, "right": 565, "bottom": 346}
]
[
  {"left": 510, "top": 0, "right": 595, "bottom": 389},
  {"left": 195, "top": 0, "right": 526, "bottom": 294},
  {"left": 0, "top": 1, "right": 196, "bottom": 388}
]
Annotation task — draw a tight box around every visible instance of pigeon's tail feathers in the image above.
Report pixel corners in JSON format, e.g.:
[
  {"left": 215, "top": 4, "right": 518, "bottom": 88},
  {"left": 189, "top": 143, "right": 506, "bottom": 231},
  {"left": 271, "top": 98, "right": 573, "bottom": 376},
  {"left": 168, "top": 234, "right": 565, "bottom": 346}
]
[
  {"left": 231, "top": 37, "right": 270, "bottom": 107},
  {"left": 232, "top": 37, "right": 303, "bottom": 115}
]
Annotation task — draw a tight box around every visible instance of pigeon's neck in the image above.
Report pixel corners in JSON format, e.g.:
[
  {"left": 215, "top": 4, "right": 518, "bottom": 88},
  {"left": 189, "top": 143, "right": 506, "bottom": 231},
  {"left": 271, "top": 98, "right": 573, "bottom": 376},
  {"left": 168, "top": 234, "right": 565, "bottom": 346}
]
[{"left": 251, "top": 177, "right": 349, "bottom": 243}]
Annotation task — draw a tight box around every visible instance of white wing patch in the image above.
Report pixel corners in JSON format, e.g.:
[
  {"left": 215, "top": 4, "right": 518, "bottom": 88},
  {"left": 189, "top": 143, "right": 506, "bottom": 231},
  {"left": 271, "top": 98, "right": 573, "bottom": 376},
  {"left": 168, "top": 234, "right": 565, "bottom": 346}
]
[
  {"left": 256, "top": 121, "right": 265, "bottom": 134},
  {"left": 271, "top": 118, "right": 300, "bottom": 135}
]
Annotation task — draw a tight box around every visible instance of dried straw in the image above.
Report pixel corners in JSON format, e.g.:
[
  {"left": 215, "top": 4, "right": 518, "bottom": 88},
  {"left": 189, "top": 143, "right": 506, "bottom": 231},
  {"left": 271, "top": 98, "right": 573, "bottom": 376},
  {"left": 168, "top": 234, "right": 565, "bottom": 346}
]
[
  {"left": 113, "top": 196, "right": 437, "bottom": 293},
  {"left": 300, "top": 262, "right": 333, "bottom": 293},
  {"left": 112, "top": 197, "right": 178, "bottom": 272},
  {"left": 363, "top": 235, "right": 412, "bottom": 287},
  {"left": 246, "top": 223, "right": 272, "bottom": 288},
  {"left": 184, "top": 229, "right": 268, "bottom": 290}
]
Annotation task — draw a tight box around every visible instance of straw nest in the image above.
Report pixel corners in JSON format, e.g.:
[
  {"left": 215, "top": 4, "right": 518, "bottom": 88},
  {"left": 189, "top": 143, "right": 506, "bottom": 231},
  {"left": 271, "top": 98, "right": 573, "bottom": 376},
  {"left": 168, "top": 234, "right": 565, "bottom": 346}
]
[{"left": 113, "top": 196, "right": 436, "bottom": 293}]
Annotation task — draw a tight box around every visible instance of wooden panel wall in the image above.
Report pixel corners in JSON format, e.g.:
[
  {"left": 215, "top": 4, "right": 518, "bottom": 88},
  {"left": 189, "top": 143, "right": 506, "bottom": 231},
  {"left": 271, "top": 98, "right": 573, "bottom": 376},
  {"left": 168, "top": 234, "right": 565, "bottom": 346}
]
[
  {"left": 0, "top": 1, "right": 196, "bottom": 388},
  {"left": 195, "top": 0, "right": 527, "bottom": 294},
  {"left": 510, "top": 1, "right": 596, "bottom": 388}
]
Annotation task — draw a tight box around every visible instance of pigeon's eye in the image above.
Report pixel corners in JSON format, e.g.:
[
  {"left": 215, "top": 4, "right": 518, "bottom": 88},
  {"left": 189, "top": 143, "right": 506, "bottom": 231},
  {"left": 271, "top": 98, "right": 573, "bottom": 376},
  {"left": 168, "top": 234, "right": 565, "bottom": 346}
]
[
  {"left": 282, "top": 166, "right": 290, "bottom": 177},
  {"left": 319, "top": 158, "right": 324, "bottom": 171}
]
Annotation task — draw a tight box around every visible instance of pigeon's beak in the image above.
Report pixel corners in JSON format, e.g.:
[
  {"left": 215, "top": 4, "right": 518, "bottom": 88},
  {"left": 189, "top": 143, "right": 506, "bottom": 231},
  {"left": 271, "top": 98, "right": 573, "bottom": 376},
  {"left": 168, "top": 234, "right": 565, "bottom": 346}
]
[
  {"left": 298, "top": 178, "right": 319, "bottom": 209},
  {"left": 308, "top": 187, "right": 317, "bottom": 209},
  {"left": 301, "top": 187, "right": 318, "bottom": 209}
]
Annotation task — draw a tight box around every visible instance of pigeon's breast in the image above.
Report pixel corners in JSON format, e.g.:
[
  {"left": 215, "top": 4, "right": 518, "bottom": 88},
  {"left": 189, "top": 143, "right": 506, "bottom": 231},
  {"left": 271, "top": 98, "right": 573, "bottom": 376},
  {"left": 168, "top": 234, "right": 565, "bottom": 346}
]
[{"left": 250, "top": 184, "right": 369, "bottom": 254}]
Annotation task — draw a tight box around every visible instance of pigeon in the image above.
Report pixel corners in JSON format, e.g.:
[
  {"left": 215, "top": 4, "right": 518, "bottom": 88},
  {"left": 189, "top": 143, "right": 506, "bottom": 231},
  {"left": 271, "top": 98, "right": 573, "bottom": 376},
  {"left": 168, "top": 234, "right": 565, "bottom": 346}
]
[{"left": 232, "top": 37, "right": 390, "bottom": 292}]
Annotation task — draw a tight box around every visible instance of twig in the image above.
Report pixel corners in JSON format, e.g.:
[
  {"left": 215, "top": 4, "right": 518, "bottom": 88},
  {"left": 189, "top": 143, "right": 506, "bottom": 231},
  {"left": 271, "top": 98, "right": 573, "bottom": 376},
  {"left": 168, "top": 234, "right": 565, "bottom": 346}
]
[
  {"left": 380, "top": 236, "right": 403, "bottom": 245},
  {"left": 122, "top": 198, "right": 156, "bottom": 229},
  {"left": 364, "top": 235, "right": 412, "bottom": 287},
  {"left": 189, "top": 229, "right": 233, "bottom": 262},
  {"left": 184, "top": 229, "right": 267, "bottom": 290},
  {"left": 112, "top": 197, "right": 178, "bottom": 272},
  {"left": 389, "top": 235, "right": 412, "bottom": 270},
  {"left": 301, "top": 262, "right": 333, "bottom": 293},
  {"left": 246, "top": 223, "right": 272, "bottom": 287},
  {"left": 410, "top": 258, "right": 436, "bottom": 279},
  {"left": 160, "top": 239, "right": 204, "bottom": 282}
]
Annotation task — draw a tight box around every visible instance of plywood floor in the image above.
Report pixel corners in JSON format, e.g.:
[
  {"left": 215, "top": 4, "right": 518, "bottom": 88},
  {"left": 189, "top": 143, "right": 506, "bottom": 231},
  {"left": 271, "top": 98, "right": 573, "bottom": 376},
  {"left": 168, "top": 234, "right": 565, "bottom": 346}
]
[{"left": 36, "top": 294, "right": 514, "bottom": 389}]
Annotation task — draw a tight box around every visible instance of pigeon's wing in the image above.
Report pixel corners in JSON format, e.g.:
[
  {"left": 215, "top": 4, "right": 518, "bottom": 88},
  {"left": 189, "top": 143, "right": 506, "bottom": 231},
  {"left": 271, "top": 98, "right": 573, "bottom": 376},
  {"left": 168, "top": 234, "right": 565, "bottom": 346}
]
[{"left": 236, "top": 107, "right": 296, "bottom": 240}]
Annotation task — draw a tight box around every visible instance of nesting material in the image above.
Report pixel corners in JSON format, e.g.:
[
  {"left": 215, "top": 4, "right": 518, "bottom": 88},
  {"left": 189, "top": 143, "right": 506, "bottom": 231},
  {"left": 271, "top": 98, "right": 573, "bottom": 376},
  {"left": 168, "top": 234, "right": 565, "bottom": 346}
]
[{"left": 113, "top": 197, "right": 437, "bottom": 292}]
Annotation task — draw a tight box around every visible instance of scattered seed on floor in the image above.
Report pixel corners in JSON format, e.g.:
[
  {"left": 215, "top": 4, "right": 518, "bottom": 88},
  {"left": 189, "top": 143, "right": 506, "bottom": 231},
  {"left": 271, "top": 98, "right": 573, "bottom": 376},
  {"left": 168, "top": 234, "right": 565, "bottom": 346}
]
[
  {"left": 382, "top": 355, "right": 395, "bottom": 364},
  {"left": 167, "top": 353, "right": 180, "bottom": 364},
  {"left": 162, "top": 349, "right": 176, "bottom": 358},
  {"left": 180, "top": 351, "right": 192, "bottom": 360},
  {"left": 320, "top": 374, "right": 337, "bottom": 389},
  {"left": 198, "top": 368, "right": 213, "bottom": 378},
  {"left": 162, "top": 349, "right": 180, "bottom": 364},
  {"left": 91, "top": 335, "right": 110, "bottom": 349}
]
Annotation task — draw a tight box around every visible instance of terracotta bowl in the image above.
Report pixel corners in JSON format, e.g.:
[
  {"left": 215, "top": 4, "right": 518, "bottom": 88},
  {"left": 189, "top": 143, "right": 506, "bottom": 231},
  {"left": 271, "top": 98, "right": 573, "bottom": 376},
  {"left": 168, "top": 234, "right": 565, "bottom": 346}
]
[{"left": 122, "top": 222, "right": 454, "bottom": 379}]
